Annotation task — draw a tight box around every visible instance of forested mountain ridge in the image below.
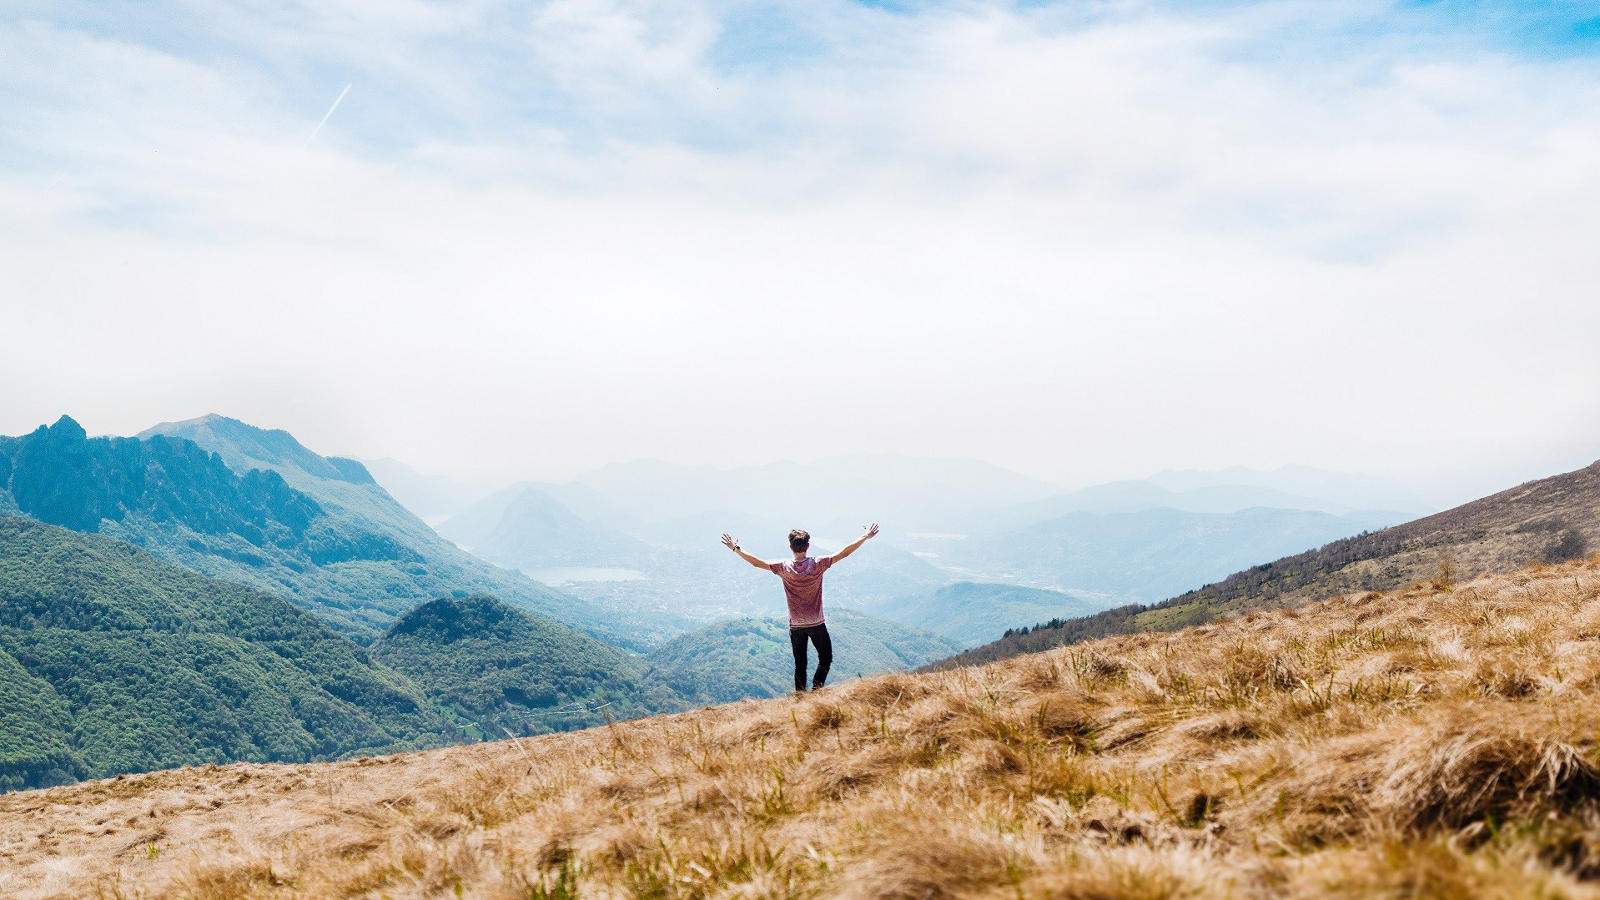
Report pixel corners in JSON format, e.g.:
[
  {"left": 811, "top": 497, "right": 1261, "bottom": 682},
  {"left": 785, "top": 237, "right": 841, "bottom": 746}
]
[
  {"left": 0, "top": 416, "right": 324, "bottom": 546},
  {"left": 0, "top": 516, "right": 449, "bottom": 791},
  {"left": 933, "top": 458, "right": 1600, "bottom": 669},
  {"left": 0, "top": 416, "right": 403, "bottom": 635},
  {"left": 0, "top": 414, "right": 611, "bottom": 643},
  {"left": 137, "top": 414, "right": 618, "bottom": 642}
]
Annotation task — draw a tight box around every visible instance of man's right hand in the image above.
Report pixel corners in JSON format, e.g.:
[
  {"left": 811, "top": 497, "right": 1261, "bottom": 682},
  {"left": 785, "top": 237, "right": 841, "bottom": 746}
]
[{"left": 720, "top": 533, "right": 740, "bottom": 552}]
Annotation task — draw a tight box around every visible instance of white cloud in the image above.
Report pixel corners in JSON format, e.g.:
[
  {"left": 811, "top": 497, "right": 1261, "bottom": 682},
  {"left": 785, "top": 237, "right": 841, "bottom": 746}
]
[{"left": 1, "top": 1, "right": 1597, "bottom": 502}]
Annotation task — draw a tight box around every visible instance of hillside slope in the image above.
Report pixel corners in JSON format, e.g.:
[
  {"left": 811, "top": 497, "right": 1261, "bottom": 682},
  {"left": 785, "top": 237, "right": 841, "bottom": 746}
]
[
  {"left": 5, "top": 557, "right": 1600, "bottom": 898},
  {"left": 940, "top": 458, "right": 1600, "bottom": 668},
  {"left": 0, "top": 517, "right": 447, "bottom": 792}
]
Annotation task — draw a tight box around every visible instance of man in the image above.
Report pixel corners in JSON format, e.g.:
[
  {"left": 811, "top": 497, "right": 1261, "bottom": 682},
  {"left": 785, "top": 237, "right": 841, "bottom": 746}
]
[{"left": 720, "top": 523, "right": 880, "bottom": 693}]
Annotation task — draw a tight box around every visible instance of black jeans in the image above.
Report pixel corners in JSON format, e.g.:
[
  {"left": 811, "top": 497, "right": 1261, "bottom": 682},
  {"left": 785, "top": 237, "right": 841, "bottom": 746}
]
[{"left": 790, "top": 623, "right": 833, "bottom": 691}]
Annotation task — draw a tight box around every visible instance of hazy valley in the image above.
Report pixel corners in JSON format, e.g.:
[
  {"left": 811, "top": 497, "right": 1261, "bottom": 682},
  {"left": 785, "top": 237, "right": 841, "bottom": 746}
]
[{"left": 387, "top": 450, "right": 1423, "bottom": 648}]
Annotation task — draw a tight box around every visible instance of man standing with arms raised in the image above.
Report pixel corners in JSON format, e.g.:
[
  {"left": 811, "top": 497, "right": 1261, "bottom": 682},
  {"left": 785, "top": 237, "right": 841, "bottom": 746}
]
[{"left": 721, "top": 524, "right": 880, "bottom": 693}]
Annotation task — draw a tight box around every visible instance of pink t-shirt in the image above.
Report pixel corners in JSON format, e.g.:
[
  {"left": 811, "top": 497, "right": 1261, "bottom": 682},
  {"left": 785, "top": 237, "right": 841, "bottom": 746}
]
[{"left": 769, "top": 556, "right": 834, "bottom": 628}]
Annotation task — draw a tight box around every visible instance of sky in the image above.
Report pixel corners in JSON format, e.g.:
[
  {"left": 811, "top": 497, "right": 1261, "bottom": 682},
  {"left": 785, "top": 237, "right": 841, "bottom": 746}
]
[{"left": 3, "top": 0, "right": 1599, "bottom": 505}]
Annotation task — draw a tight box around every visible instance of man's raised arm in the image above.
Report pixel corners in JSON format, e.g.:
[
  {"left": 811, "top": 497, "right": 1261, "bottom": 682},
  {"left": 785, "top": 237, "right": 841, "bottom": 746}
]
[
  {"left": 829, "top": 523, "right": 880, "bottom": 564},
  {"left": 721, "top": 533, "right": 773, "bottom": 571}
]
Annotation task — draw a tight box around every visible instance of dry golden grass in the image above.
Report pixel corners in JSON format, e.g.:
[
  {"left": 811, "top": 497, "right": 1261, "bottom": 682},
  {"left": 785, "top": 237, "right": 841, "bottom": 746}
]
[{"left": 6, "top": 557, "right": 1600, "bottom": 899}]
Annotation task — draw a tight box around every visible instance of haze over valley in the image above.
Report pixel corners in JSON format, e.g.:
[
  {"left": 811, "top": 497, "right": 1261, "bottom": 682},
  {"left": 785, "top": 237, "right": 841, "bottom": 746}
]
[{"left": 365, "top": 437, "right": 1428, "bottom": 645}]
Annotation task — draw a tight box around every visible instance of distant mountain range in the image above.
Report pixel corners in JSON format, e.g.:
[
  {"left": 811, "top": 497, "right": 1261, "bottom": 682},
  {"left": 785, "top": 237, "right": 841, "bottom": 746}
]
[
  {"left": 373, "top": 454, "right": 1432, "bottom": 537},
  {"left": 569, "top": 454, "right": 1062, "bottom": 537},
  {"left": 438, "top": 484, "right": 653, "bottom": 571},
  {"left": 360, "top": 458, "right": 499, "bottom": 526},
  {"left": 981, "top": 477, "right": 1420, "bottom": 523},
  {"left": 941, "top": 506, "right": 1406, "bottom": 601},
  {"left": 397, "top": 454, "right": 1422, "bottom": 643},
  {"left": 935, "top": 458, "right": 1600, "bottom": 669},
  {"left": 1145, "top": 465, "right": 1429, "bottom": 514}
]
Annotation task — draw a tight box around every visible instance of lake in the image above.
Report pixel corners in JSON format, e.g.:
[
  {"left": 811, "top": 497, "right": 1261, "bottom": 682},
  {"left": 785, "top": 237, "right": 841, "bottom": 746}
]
[{"left": 521, "top": 567, "right": 648, "bottom": 585}]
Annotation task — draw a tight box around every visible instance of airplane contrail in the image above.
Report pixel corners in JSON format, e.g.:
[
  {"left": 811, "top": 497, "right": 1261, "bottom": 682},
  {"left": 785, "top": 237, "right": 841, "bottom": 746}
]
[{"left": 304, "top": 82, "right": 352, "bottom": 147}]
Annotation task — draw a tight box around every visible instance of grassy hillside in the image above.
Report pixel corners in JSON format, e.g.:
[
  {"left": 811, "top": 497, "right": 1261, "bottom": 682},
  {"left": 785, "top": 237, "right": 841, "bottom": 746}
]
[
  {"left": 133, "top": 414, "right": 619, "bottom": 644},
  {"left": 6, "top": 557, "right": 1599, "bottom": 897},
  {"left": 939, "top": 458, "right": 1600, "bottom": 669},
  {"left": 372, "top": 595, "right": 677, "bottom": 738},
  {"left": 642, "top": 608, "right": 959, "bottom": 704},
  {"left": 0, "top": 516, "right": 448, "bottom": 791}
]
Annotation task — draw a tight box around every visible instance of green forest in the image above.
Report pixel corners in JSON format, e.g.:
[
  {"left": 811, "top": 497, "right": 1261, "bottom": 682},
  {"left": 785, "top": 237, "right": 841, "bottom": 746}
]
[{"left": 0, "top": 517, "right": 451, "bottom": 791}]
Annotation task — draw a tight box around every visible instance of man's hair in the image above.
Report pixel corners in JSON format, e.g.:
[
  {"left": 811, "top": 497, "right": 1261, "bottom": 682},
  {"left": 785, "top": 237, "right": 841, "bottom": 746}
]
[{"left": 788, "top": 529, "right": 810, "bottom": 553}]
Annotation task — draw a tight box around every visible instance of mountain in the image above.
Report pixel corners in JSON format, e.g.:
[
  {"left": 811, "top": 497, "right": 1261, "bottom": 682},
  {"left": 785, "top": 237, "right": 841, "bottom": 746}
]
[
  {"left": 362, "top": 457, "right": 495, "bottom": 525},
  {"left": 118, "top": 415, "right": 615, "bottom": 643},
  {"left": 989, "top": 479, "right": 1407, "bottom": 521},
  {"left": 640, "top": 608, "right": 959, "bottom": 704},
  {"left": 1147, "top": 464, "right": 1431, "bottom": 514},
  {"left": 936, "top": 458, "right": 1600, "bottom": 669},
  {"left": 12, "top": 556, "right": 1599, "bottom": 898},
  {"left": 941, "top": 506, "right": 1404, "bottom": 603},
  {"left": 806, "top": 453, "right": 1061, "bottom": 504},
  {"left": 0, "top": 516, "right": 447, "bottom": 792},
  {"left": 950, "top": 464, "right": 1429, "bottom": 540},
  {"left": 371, "top": 595, "right": 677, "bottom": 738},
  {"left": 437, "top": 484, "right": 652, "bottom": 571},
  {"left": 871, "top": 581, "right": 1105, "bottom": 646},
  {"left": 0, "top": 416, "right": 391, "bottom": 635}
]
